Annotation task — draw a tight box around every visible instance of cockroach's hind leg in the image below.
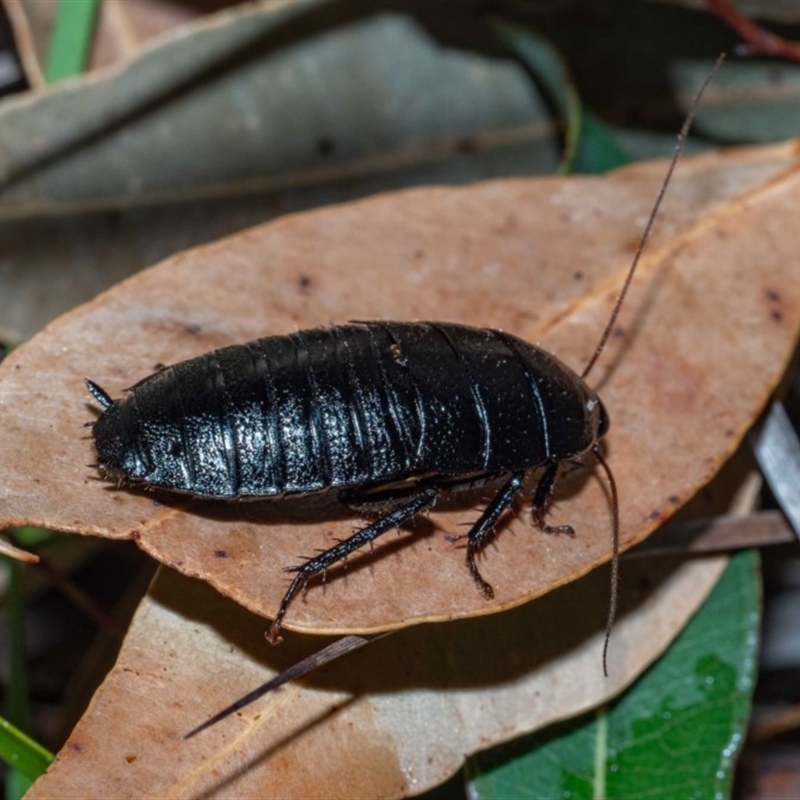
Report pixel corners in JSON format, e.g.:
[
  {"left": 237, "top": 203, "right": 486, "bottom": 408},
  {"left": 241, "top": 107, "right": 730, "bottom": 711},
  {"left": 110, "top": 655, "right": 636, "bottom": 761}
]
[
  {"left": 531, "top": 462, "right": 576, "bottom": 537},
  {"left": 463, "top": 470, "right": 526, "bottom": 599},
  {"left": 267, "top": 488, "right": 438, "bottom": 645}
]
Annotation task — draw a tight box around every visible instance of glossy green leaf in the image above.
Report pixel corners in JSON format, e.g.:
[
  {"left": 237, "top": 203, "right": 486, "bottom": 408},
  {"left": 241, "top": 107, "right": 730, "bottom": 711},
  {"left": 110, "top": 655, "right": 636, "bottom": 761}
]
[{"left": 468, "top": 550, "right": 760, "bottom": 800}]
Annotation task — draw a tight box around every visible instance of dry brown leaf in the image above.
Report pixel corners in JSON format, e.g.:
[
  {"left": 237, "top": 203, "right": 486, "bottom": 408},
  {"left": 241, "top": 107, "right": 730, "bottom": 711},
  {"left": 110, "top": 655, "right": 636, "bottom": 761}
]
[
  {"left": 1, "top": 141, "right": 800, "bottom": 636},
  {"left": 26, "top": 554, "right": 727, "bottom": 800}
]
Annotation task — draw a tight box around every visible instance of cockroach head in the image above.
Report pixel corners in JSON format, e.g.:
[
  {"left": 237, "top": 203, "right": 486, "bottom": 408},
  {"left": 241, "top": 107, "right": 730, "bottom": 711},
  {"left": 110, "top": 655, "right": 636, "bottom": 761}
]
[{"left": 85, "top": 379, "right": 148, "bottom": 484}]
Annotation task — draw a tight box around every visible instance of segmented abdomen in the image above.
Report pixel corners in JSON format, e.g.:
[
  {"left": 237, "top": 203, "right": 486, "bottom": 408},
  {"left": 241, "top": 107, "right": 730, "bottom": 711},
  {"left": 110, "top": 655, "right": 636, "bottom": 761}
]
[{"left": 117, "top": 322, "right": 592, "bottom": 497}]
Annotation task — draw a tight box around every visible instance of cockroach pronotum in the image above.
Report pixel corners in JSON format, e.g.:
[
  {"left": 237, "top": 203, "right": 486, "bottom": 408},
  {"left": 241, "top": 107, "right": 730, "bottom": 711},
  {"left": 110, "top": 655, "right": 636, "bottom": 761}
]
[{"left": 86, "top": 59, "right": 723, "bottom": 684}]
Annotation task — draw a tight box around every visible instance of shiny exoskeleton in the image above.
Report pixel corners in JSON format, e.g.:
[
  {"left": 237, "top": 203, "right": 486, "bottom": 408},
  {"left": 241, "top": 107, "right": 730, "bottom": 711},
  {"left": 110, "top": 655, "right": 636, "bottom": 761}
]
[{"left": 87, "top": 321, "right": 608, "bottom": 642}]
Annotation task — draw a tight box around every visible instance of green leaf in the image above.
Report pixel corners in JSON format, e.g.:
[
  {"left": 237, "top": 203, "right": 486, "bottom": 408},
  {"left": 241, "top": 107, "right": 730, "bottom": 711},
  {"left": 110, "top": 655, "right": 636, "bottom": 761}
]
[
  {"left": 468, "top": 550, "right": 760, "bottom": 800},
  {"left": 0, "top": 716, "right": 53, "bottom": 783},
  {"left": 5, "top": 768, "right": 33, "bottom": 800},
  {"left": 44, "top": 0, "right": 99, "bottom": 83},
  {"left": 572, "top": 111, "right": 635, "bottom": 174},
  {"left": 486, "top": 18, "right": 581, "bottom": 172},
  {"left": 7, "top": 527, "right": 52, "bottom": 548}
]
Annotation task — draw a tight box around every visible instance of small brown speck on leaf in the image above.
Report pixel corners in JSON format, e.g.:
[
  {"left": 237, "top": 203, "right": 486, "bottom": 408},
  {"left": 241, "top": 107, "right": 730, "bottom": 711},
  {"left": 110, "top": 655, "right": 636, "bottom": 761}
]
[{"left": 765, "top": 288, "right": 785, "bottom": 322}]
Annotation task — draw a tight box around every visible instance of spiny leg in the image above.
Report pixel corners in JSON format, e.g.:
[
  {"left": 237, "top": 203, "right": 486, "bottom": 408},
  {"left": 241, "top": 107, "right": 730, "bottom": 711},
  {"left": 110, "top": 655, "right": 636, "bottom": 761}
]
[
  {"left": 464, "top": 470, "right": 526, "bottom": 600},
  {"left": 531, "top": 461, "right": 574, "bottom": 537},
  {"left": 267, "top": 486, "right": 438, "bottom": 644}
]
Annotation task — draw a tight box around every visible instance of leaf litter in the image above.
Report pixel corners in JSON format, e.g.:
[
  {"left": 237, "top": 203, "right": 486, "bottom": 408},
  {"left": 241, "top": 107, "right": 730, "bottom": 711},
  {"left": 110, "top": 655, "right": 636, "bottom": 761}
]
[
  {"left": 10, "top": 139, "right": 800, "bottom": 798},
  {"left": 1, "top": 141, "right": 799, "bottom": 634}
]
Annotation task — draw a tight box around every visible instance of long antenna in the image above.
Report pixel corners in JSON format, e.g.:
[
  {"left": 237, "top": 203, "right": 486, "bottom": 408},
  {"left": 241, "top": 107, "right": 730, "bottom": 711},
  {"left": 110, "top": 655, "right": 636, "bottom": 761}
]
[
  {"left": 580, "top": 53, "right": 725, "bottom": 381},
  {"left": 593, "top": 443, "right": 618, "bottom": 678}
]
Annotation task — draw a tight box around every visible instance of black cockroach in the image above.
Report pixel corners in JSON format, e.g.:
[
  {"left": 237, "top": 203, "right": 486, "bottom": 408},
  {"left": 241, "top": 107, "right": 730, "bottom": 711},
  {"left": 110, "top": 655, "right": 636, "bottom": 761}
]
[
  {"left": 86, "top": 60, "right": 723, "bottom": 676},
  {"left": 87, "top": 320, "right": 612, "bottom": 636}
]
